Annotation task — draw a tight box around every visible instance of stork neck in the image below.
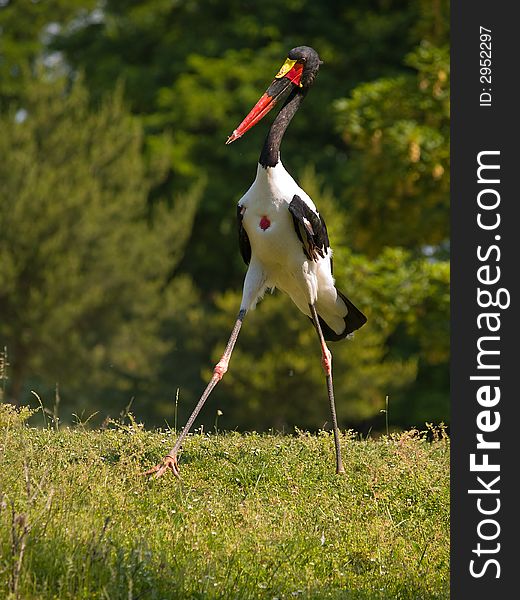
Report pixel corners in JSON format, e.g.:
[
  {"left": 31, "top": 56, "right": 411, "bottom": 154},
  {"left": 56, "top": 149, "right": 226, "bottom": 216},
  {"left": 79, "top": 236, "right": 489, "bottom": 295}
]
[{"left": 259, "top": 89, "right": 306, "bottom": 169}]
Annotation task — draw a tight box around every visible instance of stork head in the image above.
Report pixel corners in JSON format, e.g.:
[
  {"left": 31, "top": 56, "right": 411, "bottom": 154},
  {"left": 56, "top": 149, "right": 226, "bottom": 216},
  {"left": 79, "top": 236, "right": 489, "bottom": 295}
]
[{"left": 226, "top": 46, "right": 321, "bottom": 144}]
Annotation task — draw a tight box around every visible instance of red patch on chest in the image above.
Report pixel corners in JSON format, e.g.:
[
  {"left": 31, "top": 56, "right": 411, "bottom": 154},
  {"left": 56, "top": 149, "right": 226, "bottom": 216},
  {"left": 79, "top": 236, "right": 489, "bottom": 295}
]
[{"left": 259, "top": 216, "right": 271, "bottom": 230}]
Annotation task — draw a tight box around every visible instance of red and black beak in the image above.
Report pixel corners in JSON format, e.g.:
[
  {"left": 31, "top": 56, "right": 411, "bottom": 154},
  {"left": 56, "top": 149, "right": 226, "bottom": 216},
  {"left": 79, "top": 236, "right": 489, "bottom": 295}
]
[{"left": 226, "top": 58, "right": 304, "bottom": 144}]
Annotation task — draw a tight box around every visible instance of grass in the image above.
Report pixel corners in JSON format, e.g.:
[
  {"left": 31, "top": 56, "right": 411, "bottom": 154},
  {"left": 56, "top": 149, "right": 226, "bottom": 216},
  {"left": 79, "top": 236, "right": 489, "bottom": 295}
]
[{"left": 0, "top": 404, "right": 449, "bottom": 599}]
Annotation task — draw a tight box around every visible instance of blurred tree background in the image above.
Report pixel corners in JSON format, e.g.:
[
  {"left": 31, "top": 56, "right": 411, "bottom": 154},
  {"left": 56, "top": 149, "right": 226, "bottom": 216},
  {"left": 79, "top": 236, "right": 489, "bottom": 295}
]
[{"left": 0, "top": 0, "right": 449, "bottom": 432}]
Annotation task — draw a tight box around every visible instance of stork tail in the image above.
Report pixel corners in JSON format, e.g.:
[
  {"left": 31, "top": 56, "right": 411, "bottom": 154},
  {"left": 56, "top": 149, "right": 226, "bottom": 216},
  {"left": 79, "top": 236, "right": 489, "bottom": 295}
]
[{"left": 316, "top": 288, "right": 367, "bottom": 342}]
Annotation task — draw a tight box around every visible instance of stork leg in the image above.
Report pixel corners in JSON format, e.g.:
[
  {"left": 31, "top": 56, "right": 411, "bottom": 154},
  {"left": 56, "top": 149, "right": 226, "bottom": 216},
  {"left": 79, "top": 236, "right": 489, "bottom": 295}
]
[
  {"left": 309, "top": 303, "right": 345, "bottom": 475},
  {"left": 143, "top": 309, "right": 247, "bottom": 478}
]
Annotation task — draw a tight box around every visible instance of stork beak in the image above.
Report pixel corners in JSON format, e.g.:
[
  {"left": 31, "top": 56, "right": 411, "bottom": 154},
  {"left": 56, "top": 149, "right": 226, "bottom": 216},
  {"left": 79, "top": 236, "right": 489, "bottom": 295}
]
[{"left": 226, "top": 58, "right": 304, "bottom": 144}]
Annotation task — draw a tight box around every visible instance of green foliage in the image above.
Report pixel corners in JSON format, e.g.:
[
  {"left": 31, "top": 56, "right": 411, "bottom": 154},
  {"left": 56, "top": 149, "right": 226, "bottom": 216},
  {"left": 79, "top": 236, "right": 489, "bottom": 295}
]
[
  {"left": 335, "top": 42, "right": 449, "bottom": 253},
  {"left": 187, "top": 165, "right": 449, "bottom": 431},
  {"left": 0, "top": 402, "right": 36, "bottom": 429},
  {"left": 199, "top": 246, "right": 448, "bottom": 431},
  {"left": 0, "top": 0, "right": 450, "bottom": 430},
  {"left": 46, "top": 0, "right": 425, "bottom": 287},
  {"left": 204, "top": 290, "right": 417, "bottom": 429},
  {"left": 0, "top": 421, "right": 449, "bottom": 599},
  {"left": 0, "top": 74, "right": 201, "bottom": 410},
  {"left": 0, "top": 0, "right": 97, "bottom": 106}
]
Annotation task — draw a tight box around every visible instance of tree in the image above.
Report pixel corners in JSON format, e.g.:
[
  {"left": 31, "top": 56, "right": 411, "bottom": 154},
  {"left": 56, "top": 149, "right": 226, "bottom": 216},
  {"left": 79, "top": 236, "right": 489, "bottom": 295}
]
[
  {"left": 0, "top": 0, "right": 451, "bottom": 430},
  {"left": 330, "top": 0, "right": 450, "bottom": 425},
  {"left": 0, "top": 0, "right": 97, "bottom": 108},
  {"left": 334, "top": 41, "right": 449, "bottom": 253},
  {"left": 0, "top": 74, "right": 200, "bottom": 412},
  {"left": 48, "top": 0, "right": 424, "bottom": 290},
  {"left": 189, "top": 169, "right": 449, "bottom": 432}
]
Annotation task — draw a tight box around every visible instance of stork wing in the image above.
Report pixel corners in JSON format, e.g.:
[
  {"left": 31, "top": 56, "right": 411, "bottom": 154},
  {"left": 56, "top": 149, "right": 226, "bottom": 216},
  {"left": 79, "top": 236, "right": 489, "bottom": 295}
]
[
  {"left": 237, "top": 204, "right": 251, "bottom": 265},
  {"left": 288, "top": 194, "right": 331, "bottom": 264}
]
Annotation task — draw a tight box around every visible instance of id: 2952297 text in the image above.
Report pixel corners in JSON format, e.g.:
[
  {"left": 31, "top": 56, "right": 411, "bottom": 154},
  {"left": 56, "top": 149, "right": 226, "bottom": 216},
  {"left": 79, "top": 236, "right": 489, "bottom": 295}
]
[{"left": 480, "top": 26, "right": 492, "bottom": 107}]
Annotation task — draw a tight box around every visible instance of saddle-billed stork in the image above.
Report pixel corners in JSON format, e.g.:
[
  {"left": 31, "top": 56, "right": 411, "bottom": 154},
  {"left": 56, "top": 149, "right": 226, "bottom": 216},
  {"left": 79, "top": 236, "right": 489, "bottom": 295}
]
[{"left": 145, "top": 46, "right": 367, "bottom": 478}]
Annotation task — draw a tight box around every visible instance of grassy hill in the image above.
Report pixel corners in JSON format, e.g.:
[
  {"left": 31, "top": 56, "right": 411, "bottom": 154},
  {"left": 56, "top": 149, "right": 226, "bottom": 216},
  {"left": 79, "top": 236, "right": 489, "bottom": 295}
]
[{"left": 0, "top": 405, "right": 449, "bottom": 599}]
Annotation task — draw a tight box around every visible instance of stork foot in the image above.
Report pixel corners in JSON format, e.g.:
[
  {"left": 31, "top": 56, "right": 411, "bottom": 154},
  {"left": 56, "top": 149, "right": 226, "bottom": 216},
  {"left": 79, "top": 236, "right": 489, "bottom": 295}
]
[{"left": 141, "top": 453, "right": 180, "bottom": 479}]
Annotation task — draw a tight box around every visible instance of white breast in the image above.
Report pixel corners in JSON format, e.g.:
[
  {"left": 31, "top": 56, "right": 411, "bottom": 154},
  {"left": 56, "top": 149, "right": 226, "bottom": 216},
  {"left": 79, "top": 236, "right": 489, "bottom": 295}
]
[
  {"left": 239, "top": 161, "right": 317, "bottom": 214},
  {"left": 239, "top": 163, "right": 307, "bottom": 268},
  {"left": 238, "top": 161, "right": 330, "bottom": 313}
]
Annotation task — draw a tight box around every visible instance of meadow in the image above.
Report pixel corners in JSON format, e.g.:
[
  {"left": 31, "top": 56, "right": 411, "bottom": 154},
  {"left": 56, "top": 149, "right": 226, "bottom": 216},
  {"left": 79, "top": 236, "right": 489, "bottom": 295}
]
[
  {"left": 0, "top": 404, "right": 449, "bottom": 599},
  {"left": 1, "top": 5, "right": 451, "bottom": 597}
]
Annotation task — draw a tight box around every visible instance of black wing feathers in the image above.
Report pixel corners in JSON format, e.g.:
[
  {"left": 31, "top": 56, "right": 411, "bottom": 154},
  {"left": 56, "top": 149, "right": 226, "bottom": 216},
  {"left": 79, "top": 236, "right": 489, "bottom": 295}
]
[
  {"left": 288, "top": 196, "right": 367, "bottom": 340},
  {"left": 312, "top": 289, "right": 367, "bottom": 342},
  {"left": 237, "top": 204, "right": 251, "bottom": 265},
  {"left": 288, "top": 195, "right": 330, "bottom": 262},
  {"left": 336, "top": 288, "right": 368, "bottom": 334}
]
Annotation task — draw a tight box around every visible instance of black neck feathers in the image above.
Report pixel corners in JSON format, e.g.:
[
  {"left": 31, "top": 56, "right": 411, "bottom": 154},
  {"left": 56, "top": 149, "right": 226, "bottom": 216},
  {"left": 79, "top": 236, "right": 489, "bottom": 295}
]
[{"left": 259, "top": 89, "right": 306, "bottom": 168}]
